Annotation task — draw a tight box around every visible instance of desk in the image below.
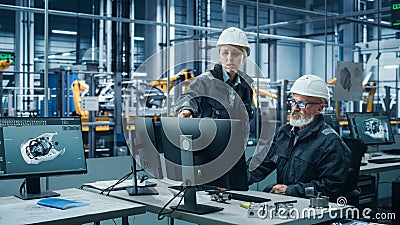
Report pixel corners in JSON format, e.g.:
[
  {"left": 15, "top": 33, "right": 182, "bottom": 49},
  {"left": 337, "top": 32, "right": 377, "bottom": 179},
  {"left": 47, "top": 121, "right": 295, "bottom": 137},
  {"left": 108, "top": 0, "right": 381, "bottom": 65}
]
[
  {"left": 0, "top": 188, "right": 146, "bottom": 225},
  {"left": 359, "top": 154, "right": 400, "bottom": 175},
  {"left": 84, "top": 179, "right": 348, "bottom": 225}
]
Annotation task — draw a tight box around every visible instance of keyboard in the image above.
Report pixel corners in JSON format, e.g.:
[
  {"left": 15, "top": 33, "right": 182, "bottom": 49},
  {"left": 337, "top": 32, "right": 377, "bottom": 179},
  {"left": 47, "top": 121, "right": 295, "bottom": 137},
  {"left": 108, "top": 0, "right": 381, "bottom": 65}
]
[
  {"left": 381, "top": 149, "right": 400, "bottom": 155},
  {"left": 368, "top": 158, "right": 400, "bottom": 164},
  {"left": 226, "top": 192, "right": 271, "bottom": 203}
]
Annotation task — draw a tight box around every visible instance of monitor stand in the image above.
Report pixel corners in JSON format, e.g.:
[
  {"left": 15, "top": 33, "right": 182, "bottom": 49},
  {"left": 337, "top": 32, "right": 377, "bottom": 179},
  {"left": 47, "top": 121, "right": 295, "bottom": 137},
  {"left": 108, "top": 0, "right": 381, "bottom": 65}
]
[
  {"left": 171, "top": 186, "right": 223, "bottom": 214},
  {"left": 15, "top": 177, "right": 60, "bottom": 200},
  {"left": 126, "top": 157, "right": 159, "bottom": 196},
  {"left": 171, "top": 135, "right": 223, "bottom": 215},
  {"left": 126, "top": 186, "right": 158, "bottom": 195}
]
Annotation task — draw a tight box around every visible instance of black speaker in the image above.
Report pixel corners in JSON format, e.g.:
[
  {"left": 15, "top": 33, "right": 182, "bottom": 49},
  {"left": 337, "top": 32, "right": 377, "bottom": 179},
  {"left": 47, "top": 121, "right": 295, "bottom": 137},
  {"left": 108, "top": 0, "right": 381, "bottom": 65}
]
[{"left": 393, "top": 181, "right": 400, "bottom": 220}]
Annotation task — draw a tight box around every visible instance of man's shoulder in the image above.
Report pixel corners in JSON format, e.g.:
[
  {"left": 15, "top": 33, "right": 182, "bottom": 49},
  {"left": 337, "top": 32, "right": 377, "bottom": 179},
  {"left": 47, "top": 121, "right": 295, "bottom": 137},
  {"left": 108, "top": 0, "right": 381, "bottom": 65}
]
[{"left": 319, "top": 122, "right": 343, "bottom": 140}]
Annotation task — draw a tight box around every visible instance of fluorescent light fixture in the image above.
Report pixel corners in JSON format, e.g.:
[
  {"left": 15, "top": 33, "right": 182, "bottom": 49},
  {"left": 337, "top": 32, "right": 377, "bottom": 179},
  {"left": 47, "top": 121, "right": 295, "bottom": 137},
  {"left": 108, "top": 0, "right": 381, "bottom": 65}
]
[
  {"left": 367, "top": 18, "right": 374, "bottom": 22},
  {"left": 134, "top": 37, "right": 145, "bottom": 41},
  {"left": 384, "top": 65, "right": 399, "bottom": 69},
  {"left": 61, "top": 52, "right": 71, "bottom": 56},
  {"left": 52, "top": 29, "right": 77, "bottom": 35},
  {"left": 48, "top": 55, "right": 56, "bottom": 59},
  {"left": 34, "top": 58, "right": 39, "bottom": 61},
  {"left": 381, "top": 21, "right": 391, "bottom": 25}
]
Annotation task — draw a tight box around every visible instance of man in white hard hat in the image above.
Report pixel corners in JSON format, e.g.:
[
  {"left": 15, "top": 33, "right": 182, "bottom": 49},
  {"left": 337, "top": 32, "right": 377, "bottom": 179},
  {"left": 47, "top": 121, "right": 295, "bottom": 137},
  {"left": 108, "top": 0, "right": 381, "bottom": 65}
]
[
  {"left": 174, "top": 27, "right": 253, "bottom": 191},
  {"left": 248, "top": 75, "right": 351, "bottom": 200}
]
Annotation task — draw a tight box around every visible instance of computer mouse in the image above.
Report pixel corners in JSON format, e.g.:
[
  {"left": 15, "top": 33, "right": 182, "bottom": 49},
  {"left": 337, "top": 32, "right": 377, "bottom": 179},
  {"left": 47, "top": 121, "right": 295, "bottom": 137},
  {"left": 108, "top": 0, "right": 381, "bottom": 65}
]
[{"left": 144, "top": 180, "right": 157, "bottom": 187}]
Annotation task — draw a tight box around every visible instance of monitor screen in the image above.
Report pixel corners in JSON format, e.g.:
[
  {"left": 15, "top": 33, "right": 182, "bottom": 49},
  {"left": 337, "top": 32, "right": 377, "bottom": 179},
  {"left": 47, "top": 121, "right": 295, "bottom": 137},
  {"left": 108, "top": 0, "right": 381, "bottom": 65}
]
[
  {"left": 0, "top": 117, "right": 87, "bottom": 199},
  {"left": 160, "top": 117, "right": 248, "bottom": 191},
  {"left": 346, "top": 112, "right": 395, "bottom": 145},
  {"left": 132, "top": 116, "right": 163, "bottom": 179}
]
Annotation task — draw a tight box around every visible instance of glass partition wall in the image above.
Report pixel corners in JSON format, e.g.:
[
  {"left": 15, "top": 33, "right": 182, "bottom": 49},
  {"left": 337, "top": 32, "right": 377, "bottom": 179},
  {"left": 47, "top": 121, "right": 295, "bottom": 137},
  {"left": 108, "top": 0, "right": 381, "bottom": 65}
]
[{"left": 0, "top": 0, "right": 399, "bottom": 157}]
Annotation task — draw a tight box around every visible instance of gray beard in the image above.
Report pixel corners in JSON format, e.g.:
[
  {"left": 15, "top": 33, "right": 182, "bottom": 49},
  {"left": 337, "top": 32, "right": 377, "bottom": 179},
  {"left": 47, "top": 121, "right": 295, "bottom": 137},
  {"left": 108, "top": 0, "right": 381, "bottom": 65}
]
[{"left": 290, "top": 114, "right": 315, "bottom": 127}]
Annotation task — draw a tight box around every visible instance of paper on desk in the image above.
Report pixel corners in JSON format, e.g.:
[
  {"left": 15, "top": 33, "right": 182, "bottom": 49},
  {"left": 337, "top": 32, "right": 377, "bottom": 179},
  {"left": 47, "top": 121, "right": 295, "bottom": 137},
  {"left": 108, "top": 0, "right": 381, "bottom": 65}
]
[{"left": 155, "top": 190, "right": 212, "bottom": 205}]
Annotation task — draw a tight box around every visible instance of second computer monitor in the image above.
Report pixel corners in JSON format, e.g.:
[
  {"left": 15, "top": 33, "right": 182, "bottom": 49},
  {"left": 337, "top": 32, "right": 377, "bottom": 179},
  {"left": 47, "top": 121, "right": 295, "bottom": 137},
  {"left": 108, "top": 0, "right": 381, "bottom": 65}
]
[
  {"left": 133, "top": 116, "right": 163, "bottom": 179},
  {"left": 159, "top": 117, "right": 248, "bottom": 191},
  {"left": 346, "top": 112, "right": 395, "bottom": 145}
]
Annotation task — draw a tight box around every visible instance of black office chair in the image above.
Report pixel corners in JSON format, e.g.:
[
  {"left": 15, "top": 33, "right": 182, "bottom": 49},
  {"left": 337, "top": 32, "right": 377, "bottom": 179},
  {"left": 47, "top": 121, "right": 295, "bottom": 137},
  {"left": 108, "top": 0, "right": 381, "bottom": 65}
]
[{"left": 342, "top": 137, "right": 367, "bottom": 208}]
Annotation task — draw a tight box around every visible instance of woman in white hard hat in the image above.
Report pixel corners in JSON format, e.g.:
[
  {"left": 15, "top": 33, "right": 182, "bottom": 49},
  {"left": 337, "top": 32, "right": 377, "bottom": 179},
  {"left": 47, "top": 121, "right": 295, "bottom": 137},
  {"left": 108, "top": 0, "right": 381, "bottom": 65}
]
[
  {"left": 175, "top": 27, "right": 253, "bottom": 120},
  {"left": 174, "top": 27, "right": 253, "bottom": 191},
  {"left": 248, "top": 74, "right": 351, "bottom": 201}
]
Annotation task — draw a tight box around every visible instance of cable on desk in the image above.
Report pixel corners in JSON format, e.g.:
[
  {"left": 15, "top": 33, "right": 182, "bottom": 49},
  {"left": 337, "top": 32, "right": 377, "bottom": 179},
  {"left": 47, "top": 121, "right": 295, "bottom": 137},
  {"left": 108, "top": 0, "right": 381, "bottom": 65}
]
[
  {"left": 79, "top": 184, "right": 92, "bottom": 190},
  {"left": 157, "top": 186, "right": 188, "bottom": 220},
  {"left": 100, "top": 171, "right": 133, "bottom": 196}
]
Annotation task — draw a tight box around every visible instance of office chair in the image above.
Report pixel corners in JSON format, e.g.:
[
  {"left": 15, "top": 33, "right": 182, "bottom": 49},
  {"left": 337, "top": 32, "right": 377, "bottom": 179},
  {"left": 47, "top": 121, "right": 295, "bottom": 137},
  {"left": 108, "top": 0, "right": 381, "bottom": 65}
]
[{"left": 342, "top": 137, "right": 367, "bottom": 208}]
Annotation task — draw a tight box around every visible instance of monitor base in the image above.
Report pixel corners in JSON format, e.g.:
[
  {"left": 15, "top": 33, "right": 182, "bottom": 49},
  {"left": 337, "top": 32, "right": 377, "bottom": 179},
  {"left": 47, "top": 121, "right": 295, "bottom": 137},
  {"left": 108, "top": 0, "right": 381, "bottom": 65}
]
[
  {"left": 171, "top": 204, "right": 223, "bottom": 215},
  {"left": 15, "top": 191, "right": 60, "bottom": 200},
  {"left": 126, "top": 186, "right": 159, "bottom": 195}
]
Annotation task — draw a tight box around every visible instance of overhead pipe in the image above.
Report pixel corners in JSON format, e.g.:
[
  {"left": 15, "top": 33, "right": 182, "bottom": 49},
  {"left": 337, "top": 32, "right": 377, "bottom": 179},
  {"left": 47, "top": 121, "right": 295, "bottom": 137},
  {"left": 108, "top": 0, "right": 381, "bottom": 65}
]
[{"left": 0, "top": 3, "right": 336, "bottom": 45}]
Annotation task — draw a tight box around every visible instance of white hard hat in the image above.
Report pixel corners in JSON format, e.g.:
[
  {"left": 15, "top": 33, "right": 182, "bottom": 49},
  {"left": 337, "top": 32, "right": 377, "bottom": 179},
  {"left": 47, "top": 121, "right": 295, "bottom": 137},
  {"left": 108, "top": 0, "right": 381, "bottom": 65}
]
[
  {"left": 217, "top": 27, "right": 250, "bottom": 56},
  {"left": 289, "top": 74, "right": 330, "bottom": 104}
]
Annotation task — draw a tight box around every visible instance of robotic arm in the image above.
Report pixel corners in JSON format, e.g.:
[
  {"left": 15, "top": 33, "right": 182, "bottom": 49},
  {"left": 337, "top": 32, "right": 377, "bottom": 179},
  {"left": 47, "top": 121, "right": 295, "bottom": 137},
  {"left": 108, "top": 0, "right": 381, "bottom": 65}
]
[{"left": 0, "top": 59, "right": 12, "bottom": 71}]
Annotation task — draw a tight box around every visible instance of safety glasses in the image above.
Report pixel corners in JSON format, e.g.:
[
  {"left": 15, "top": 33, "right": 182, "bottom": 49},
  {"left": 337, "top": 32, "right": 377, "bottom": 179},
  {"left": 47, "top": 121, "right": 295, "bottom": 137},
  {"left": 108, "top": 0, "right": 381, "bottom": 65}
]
[{"left": 289, "top": 100, "right": 321, "bottom": 109}]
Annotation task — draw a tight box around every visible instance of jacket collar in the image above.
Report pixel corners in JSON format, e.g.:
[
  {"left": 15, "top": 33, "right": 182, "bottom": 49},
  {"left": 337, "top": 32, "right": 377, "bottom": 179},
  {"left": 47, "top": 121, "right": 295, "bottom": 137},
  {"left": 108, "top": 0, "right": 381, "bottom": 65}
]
[{"left": 211, "top": 64, "right": 253, "bottom": 86}]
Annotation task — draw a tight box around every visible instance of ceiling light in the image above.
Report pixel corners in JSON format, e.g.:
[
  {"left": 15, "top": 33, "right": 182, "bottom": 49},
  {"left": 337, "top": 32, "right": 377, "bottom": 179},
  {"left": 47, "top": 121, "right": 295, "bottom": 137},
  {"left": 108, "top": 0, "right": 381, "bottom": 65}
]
[
  {"left": 61, "top": 52, "right": 71, "bottom": 56},
  {"left": 52, "top": 30, "right": 77, "bottom": 35},
  {"left": 134, "top": 37, "right": 145, "bottom": 41},
  {"left": 384, "top": 65, "right": 399, "bottom": 69}
]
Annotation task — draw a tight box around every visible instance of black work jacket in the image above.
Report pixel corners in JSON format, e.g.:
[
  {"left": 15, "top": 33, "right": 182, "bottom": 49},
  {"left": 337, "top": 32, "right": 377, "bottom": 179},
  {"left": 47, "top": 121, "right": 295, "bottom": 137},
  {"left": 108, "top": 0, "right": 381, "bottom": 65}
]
[
  {"left": 248, "top": 115, "right": 351, "bottom": 199},
  {"left": 174, "top": 64, "right": 253, "bottom": 121}
]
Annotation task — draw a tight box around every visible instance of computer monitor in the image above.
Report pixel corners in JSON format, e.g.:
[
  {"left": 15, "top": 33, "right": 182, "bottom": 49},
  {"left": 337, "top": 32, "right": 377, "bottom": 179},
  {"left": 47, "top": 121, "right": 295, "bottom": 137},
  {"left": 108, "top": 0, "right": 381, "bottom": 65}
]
[
  {"left": 346, "top": 112, "right": 395, "bottom": 145},
  {"left": 0, "top": 117, "right": 87, "bottom": 200},
  {"left": 159, "top": 117, "right": 248, "bottom": 214},
  {"left": 125, "top": 116, "right": 162, "bottom": 196},
  {"left": 160, "top": 117, "right": 248, "bottom": 190},
  {"left": 131, "top": 116, "right": 163, "bottom": 179}
]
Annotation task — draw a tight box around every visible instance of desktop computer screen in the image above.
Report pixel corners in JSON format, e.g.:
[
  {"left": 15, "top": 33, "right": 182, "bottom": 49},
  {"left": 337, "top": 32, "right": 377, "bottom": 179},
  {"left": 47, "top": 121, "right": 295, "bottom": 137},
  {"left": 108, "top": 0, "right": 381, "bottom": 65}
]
[
  {"left": 160, "top": 117, "right": 248, "bottom": 191},
  {"left": 346, "top": 112, "right": 395, "bottom": 145},
  {"left": 0, "top": 117, "right": 87, "bottom": 199},
  {"left": 132, "top": 116, "right": 163, "bottom": 179}
]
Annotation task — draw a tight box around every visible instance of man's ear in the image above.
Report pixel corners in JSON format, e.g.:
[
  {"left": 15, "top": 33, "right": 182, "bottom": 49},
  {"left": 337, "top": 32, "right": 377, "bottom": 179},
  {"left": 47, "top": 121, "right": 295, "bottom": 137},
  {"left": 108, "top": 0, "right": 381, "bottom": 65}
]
[{"left": 316, "top": 104, "right": 324, "bottom": 114}]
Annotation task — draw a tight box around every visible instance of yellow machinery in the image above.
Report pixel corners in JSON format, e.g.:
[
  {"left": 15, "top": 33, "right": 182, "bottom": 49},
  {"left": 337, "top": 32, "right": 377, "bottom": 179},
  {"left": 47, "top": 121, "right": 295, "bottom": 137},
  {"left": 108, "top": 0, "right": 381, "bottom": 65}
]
[
  {"left": 150, "top": 69, "right": 195, "bottom": 93},
  {"left": 0, "top": 59, "right": 12, "bottom": 71},
  {"left": 71, "top": 80, "right": 89, "bottom": 117},
  {"left": 151, "top": 69, "right": 278, "bottom": 108},
  {"left": 71, "top": 80, "right": 109, "bottom": 131}
]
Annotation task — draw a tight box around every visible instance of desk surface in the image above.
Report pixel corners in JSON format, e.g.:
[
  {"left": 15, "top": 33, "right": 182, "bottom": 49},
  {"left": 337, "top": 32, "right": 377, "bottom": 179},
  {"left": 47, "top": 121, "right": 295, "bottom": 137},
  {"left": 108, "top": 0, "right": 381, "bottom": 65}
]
[
  {"left": 359, "top": 154, "right": 400, "bottom": 175},
  {"left": 85, "top": 179, "right": 348, "bottom": 225},
  {"left": 0, "top": 188, "right": 146, "bottom": 225}
]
